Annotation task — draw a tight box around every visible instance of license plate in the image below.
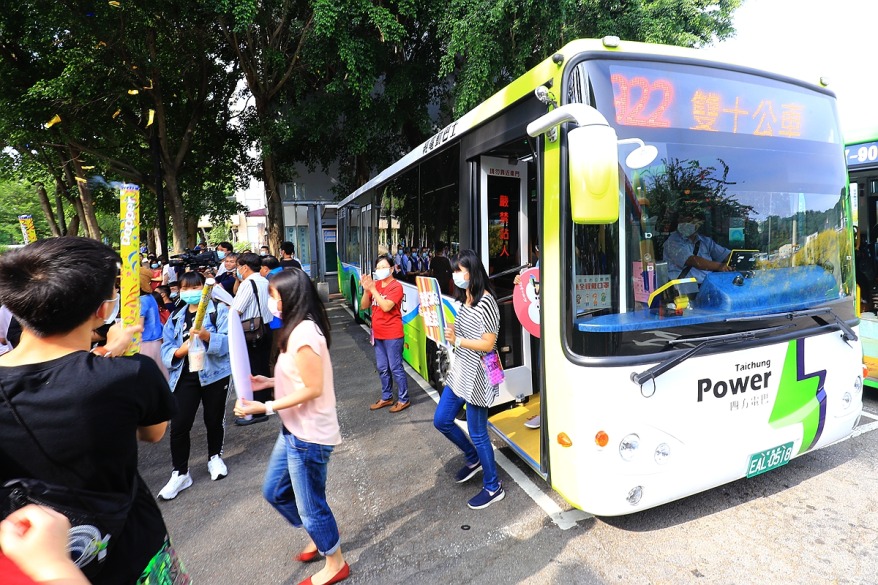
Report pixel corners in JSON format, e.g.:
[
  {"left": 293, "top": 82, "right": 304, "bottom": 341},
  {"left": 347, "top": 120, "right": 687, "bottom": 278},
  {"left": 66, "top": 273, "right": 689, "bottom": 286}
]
[{"left": 746, "top": 441, "right": 794, "bottom": 478}]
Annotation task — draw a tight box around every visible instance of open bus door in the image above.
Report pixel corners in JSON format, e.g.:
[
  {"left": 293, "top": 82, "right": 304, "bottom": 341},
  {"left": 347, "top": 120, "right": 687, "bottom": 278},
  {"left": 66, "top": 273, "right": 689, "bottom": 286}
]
[{"left": 477, "top": 155, "right": 543, "bottom": 473}]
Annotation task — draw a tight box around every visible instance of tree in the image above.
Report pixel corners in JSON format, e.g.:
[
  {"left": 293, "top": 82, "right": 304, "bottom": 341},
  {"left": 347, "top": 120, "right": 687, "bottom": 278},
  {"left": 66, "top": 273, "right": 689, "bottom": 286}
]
[
  {"left": 439, "top": 0, "right": 742, "bottom": 116},
  {"left": 0, "top": 0, "right": 246, "bottom": 251}
]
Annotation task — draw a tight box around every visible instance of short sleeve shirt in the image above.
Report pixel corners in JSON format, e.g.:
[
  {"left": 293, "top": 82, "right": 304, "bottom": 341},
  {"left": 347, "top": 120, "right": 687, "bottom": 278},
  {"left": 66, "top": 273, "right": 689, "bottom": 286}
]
[
  {"left": 445, "top": 294, "right": 501, "bottom": 407},
  {"left": 232, "top": 273, "right": 272, "bottom": 322},
  {"left": 275, "top": 320, "right": 341, "bottom": 446},
  {"left": 0, "top": 352, "right": 175, "bottom": 584},
  {"left": 664, "top": 231, "right": 731, "bottom": 284},
  {"left": 371, "top": 279, "right": 404, "bottom": 340}
]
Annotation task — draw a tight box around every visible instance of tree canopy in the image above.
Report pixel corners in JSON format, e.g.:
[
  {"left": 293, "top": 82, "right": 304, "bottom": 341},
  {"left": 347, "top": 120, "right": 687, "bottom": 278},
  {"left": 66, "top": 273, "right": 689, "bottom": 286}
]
[{"left": 0, "top": 0, "right": 741, "bottom": 248}]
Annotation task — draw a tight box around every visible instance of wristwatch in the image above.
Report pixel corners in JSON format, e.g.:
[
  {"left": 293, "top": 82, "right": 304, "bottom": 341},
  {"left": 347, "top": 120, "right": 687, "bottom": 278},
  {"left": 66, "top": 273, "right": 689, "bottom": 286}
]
[{"left": 454, "top": 337, "right": 462, "bottom": 349}]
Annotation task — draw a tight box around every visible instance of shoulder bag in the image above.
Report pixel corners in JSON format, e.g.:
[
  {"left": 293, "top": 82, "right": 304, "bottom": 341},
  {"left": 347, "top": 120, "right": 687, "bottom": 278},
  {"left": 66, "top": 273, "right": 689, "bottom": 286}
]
[{"left": 241, "top": 280, "right": 266, "bottom": 344}]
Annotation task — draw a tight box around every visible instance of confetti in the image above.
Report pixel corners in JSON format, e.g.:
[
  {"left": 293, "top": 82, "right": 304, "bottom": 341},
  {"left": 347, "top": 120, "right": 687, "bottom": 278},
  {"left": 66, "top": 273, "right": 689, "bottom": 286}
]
[{"left": 44, "top": 114, "right": 61, "bottom": 128}]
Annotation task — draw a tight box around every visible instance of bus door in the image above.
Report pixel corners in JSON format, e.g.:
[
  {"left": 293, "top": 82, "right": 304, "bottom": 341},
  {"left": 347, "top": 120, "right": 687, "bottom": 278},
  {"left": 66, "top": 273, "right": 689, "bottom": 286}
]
[
  {"left": 478, "top": 156, "right": 534, "bottom": 405},
  {"left": 360, "top": 204, "right": 375, "bottom": 320}
]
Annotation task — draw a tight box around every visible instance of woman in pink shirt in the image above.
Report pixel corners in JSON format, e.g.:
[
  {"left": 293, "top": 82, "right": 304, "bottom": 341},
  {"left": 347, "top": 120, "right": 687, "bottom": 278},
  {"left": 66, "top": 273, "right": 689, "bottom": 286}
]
[{"left": 234, "top": 269, "right": 348, "bottom": 585}]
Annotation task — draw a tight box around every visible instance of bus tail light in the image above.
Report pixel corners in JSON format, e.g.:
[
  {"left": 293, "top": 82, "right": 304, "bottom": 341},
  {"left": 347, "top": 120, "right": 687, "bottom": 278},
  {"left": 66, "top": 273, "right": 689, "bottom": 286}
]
[
  {"left": 557, "top": 432, "right": 573, "bottom": 447},
  {"left": 595, "top": 431, "right": 609, "bottom": 447}
]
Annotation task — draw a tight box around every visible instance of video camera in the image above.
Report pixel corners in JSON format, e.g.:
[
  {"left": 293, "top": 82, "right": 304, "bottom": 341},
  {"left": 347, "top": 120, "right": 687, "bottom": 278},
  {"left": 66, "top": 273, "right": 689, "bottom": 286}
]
[{"left": 169, "top": 249, "right": 219, "bottom": 272}]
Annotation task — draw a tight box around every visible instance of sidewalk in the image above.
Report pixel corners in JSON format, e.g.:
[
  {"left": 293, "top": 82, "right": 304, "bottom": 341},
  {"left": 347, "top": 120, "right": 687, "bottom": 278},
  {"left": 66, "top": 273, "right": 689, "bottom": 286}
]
[{"left": 137, "top": 300, "right": 592, "bottom": 584}]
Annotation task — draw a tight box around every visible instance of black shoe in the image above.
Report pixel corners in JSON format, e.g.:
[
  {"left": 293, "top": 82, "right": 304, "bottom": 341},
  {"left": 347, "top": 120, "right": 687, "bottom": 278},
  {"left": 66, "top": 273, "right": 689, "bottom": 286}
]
[{"left": 235, "top": 414, "right": 269, "bottom": 426}]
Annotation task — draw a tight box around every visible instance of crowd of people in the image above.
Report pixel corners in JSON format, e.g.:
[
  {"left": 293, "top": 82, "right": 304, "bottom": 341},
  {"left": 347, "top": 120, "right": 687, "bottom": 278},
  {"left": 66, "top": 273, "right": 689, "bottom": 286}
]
[{"left": 0, "top": 236, "right": 507, "bottom": 585}]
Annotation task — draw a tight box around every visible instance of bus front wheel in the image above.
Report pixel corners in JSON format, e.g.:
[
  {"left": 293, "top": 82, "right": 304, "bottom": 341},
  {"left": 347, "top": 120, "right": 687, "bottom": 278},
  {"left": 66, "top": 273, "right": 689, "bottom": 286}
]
[{"left": 430, "top": 343, "right": 450, "bottom": 391}]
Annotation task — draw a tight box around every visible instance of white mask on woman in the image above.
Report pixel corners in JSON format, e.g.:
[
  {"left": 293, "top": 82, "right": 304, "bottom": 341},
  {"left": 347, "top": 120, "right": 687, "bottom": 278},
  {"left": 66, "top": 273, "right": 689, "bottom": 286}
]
[
  {"left": 268, "top": 297, "right": 282, "bottom": 319},
  {"left": 374, "top": 268, "right": 391, "bottom": 281}
]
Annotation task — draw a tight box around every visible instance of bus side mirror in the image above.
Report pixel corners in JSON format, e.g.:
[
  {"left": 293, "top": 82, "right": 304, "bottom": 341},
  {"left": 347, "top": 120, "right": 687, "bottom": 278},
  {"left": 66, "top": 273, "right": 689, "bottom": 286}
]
[
  {"left": 527, "top": 102, "right": 620, "bottom": 225},
  {"left": 568, "top": 125, "right": 619, "bottom": 224}
]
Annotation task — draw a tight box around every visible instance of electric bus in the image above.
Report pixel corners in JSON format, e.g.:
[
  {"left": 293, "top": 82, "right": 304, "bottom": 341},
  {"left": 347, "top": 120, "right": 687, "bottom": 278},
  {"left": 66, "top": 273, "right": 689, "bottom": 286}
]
[{"left": 337, "top": 37, "right": 863, "bottom": 515}]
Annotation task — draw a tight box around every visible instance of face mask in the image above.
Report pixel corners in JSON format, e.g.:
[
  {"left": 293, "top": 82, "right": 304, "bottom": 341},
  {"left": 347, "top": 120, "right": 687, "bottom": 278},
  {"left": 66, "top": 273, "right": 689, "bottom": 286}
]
[
  {"left": 216, "top": 251, "right": 226, "bottom": 260},
  {"left": 236, "top": 269, "right": 243, "bottom": 280},
  {"left": 268, "top": 297, "right": 282, "bottom": 319},
  {"left": 260, "top": 251, "right": 268, "bottom": 257},
  {"left": 677, "top": 223, "right": 698, "bottom": 238},
  {"left": 102, "top": 295, "right": 120, "bottom": 325},
  {"left": 374, "top": 268, "right": 391, "bottom": 281},
  {"left": 453, "top": 272, "right": 470, "bottom": 289},
  {"left": 180, "top": 290, "right": 203, "bottom": 305},
  {"left": 150, "top": 263, "right": 159, "bottom": 269},
  {"left": 422, "top": 253, "right": 429, "bottom": 259},
  {"left": 170, "top": 291, "right": 179, "bottom": 299}
]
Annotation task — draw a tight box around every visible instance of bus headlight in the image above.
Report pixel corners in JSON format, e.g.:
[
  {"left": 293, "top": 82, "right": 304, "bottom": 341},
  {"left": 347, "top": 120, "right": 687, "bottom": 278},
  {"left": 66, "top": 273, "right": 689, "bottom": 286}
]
[
  {"left": 842, "top": 392, "right": 852, "bottom": 408},
  {"left": 854, "top": 376, "right": 863, "bottom": 393},
  {"left": 654, "top": 442, "right": 671, "bottom": 464},
  {"left": 619, "top": 433, "right": 640, "bottom": 461},
  {"left": 626, "top": 486, "right": 643, "bottom": 505}
]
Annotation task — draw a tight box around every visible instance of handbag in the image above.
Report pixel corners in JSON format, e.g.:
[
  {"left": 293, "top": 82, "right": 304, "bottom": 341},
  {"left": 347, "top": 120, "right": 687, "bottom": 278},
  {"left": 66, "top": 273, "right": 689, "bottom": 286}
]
[
  {"left": 481, "top": 349, "right": 505, "bottom": 386},
  {"left": 241, "top": 280, "right": 266, "bottom": 344},
  {"left": 0, "top": 380, "right": 136, "bottom": 580}
]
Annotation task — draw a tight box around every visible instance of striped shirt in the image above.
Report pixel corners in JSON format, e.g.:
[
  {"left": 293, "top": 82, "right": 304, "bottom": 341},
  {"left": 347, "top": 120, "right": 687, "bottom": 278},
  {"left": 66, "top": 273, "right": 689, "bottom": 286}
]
[{"left": 446, "top": 294, "right": 501, "bottom": 407}]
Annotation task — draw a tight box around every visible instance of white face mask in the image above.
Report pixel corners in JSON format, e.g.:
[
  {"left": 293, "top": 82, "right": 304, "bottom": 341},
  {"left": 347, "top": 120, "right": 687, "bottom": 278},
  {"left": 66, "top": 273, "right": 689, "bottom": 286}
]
[
  {"left": 677, "top": 222, "right": 698, "bottom": 238},
  {"left": 102, "top": 295, "right": 120, "bottom": 325},
  {"left": 268, "top": 297, "right": 282, "bottom": 319},
  {"left": 374, "top": 268, "right": 391, "bottom": 281},
  {"left": 453, "top": 272, "right": 470, "bottom": 289}
]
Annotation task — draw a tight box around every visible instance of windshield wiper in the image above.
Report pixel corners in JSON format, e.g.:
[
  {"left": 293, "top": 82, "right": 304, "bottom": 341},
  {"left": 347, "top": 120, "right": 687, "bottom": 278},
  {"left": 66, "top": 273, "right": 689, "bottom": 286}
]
[
  {"left": 630, "top": 324, "right": 795, "bottom": 387},
  {"left": 724, "top": 306, "right": 857, "bottom": 342}
]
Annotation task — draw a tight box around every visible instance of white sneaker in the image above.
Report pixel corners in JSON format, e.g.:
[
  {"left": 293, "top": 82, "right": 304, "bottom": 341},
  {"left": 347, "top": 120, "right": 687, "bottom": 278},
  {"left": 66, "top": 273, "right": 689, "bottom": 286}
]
[
  {"left": 157, "top": 471, "right": 192, "bottom": 500},
  {"left": 208, "top": 455, "right": 228, "bottom": 481},
  {"left": 524, "top": 415, "right": 541, "bottom": 429}
]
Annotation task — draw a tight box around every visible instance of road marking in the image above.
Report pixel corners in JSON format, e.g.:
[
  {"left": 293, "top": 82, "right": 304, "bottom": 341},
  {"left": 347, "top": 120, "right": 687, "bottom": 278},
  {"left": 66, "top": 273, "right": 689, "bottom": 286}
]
[
  {"left": 348, "top": 310, "right": 591, "bottom": 529},
  {"left": 858, "top": 410, "right": 878, "bottom": 421}
]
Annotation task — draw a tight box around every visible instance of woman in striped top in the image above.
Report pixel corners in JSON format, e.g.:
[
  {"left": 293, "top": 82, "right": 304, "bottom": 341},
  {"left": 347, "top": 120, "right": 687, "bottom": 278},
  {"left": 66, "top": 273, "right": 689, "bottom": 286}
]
[{"left": 433, "top": 250, "right": 505, "bottom": 510}]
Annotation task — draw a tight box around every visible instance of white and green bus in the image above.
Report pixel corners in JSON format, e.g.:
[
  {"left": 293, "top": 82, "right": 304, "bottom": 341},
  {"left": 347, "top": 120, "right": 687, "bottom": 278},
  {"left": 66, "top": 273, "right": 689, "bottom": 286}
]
[{"left": 337, "top": 37, "right": 863, "bottom": 516}]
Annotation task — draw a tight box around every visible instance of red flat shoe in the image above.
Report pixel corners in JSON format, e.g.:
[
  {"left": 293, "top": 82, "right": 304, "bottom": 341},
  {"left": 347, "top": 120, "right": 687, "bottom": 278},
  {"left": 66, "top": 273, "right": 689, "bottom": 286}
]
[
  {"left": 298, "top": 562, "right": 350, "bottom": 585},
  {"left": 295, "top": 549, "right": 320, "bottom": 562}
]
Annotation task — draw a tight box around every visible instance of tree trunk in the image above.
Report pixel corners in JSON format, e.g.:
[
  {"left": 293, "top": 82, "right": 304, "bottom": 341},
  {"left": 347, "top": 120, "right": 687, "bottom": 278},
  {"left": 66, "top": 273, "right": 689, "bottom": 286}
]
[
  {"left": 147, "top": 229, "right": 156, "bottom": 255},
  {"left": 70, "top": 198, "right": 87, "bottom": 237},
  {"left": 54, "top": 189, "right": 67, "bottom": 235},
  {"left": 35, "top": 182, "right": 62, "bottom": 237},
  {"left": 186, "top": 215, "right": 198, "bottom": 249},
  {"left": 162, "top": 178, "right": 188, "bottom": 253},
  {"left": 67, "top": 147, "right": 101, "bottom": 240},
  {"left": 67, "top": 214, "right": 80, "bottom": 237},
  {"left": 263, "top": 152, "right": 284, "bottom": 254}
]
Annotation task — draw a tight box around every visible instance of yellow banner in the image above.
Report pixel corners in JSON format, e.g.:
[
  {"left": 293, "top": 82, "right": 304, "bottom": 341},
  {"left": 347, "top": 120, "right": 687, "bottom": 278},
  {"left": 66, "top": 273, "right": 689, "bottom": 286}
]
[
  {"left": 119, "top": 185, "right": 141, "bottom": 355},
  {"left": 192, "top": 278, "right": 216, "bottom": 331},
  {"left": 17, "top": 215, "right": 37, "bottom": 244}
]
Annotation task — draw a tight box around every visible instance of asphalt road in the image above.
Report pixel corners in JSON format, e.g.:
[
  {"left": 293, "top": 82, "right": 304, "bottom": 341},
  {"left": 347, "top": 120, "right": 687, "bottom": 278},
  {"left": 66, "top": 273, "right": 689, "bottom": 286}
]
[{"left": 137, "top": 300, "right": 878, "bottom": 585}]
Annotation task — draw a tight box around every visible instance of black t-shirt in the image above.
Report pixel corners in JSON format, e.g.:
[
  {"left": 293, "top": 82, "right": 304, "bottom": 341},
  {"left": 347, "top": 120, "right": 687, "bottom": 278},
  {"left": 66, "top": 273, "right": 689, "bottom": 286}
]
[
  {"left": 0, "top": 351, "right": 176, "bottom": 584},
  {"left": 215, "top": 270, "right": 237, "bottom": 295},
  {"left": 279, "top": 258, "right": 302, "bottom": 270}
]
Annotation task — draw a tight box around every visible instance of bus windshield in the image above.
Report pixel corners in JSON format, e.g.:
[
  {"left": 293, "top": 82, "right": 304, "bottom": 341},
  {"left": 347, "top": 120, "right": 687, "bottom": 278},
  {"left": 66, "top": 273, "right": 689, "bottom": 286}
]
[{"left": 566, "top": 59, "right": 853, "bottom": 358}]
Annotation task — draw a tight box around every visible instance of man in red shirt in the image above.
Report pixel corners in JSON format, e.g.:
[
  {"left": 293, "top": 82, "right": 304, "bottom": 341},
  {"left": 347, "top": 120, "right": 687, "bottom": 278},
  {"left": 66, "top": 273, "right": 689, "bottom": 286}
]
[{"left": 361, "top": 255, "right": 410, "bottom": 412}]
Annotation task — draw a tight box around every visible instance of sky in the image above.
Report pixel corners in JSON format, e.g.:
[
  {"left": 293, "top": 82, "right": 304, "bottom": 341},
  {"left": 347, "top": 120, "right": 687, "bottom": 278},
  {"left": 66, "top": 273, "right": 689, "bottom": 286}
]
[{"left": 701, "top": 0, "right": 878, "bottom": 141}]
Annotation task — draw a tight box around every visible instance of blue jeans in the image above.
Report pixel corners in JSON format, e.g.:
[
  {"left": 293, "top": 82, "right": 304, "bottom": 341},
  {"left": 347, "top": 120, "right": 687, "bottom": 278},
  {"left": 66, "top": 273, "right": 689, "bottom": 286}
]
[
  {"left": 433, "top": 387, "right": 500, "bottom": 492},
  {"left": 262, "top": 431, "right": 340, "bottom": 555},
  {"left": 375, "top": 337, "right": 408, "bottom": 403}
]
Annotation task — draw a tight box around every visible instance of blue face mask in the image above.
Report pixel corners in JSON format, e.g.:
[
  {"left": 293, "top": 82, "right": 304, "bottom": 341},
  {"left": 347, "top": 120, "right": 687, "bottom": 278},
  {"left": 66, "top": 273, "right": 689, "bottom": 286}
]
[
  {"left": 453, "top": 272, "right": 470, "bottom": 289},
  {"left": 180, "top": 289, "right": 203, "bottom": 305},
  {"left": 217, "top": 251, "right": 226, "bottom": 260},
  {"left": 170, "top": 291, "right": 179, "bottom": 299},
  {"left": 150, "top": 263, "right": 159, "bottom": 269},
  {"left": 236, "top": 269, "right": 243, "bottom": 280}
]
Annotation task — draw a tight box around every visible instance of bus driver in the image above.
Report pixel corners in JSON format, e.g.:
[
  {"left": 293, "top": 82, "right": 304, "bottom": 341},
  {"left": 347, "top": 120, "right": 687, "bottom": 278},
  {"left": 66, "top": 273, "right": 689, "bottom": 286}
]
[{"left": 664, "top": 211, "right": 733, "bottom": 284}]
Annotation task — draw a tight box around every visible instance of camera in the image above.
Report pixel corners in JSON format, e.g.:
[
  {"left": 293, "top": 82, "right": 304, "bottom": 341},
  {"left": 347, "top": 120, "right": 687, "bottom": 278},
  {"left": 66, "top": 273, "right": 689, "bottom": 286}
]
[{"left": 169, "top": 249, "right": 219, "bottom": 272}]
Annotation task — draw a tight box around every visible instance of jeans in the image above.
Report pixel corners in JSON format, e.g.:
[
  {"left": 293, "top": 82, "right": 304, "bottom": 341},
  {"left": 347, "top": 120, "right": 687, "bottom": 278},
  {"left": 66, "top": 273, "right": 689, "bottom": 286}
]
[
  {"left": 374, "top": 337, "right": 408, "bottom": 403},
  {"left": 433, "top": 387, "right": 500, "bottom": 492},
  {"left": 263, "top": 430, "right": 340, "bottom": 555}
]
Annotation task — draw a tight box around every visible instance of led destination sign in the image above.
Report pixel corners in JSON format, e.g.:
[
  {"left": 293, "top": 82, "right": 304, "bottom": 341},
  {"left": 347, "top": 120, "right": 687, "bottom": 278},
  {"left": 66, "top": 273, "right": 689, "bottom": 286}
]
[{"left": 608, "top": 64, "right": 838, "bottom": 143}]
